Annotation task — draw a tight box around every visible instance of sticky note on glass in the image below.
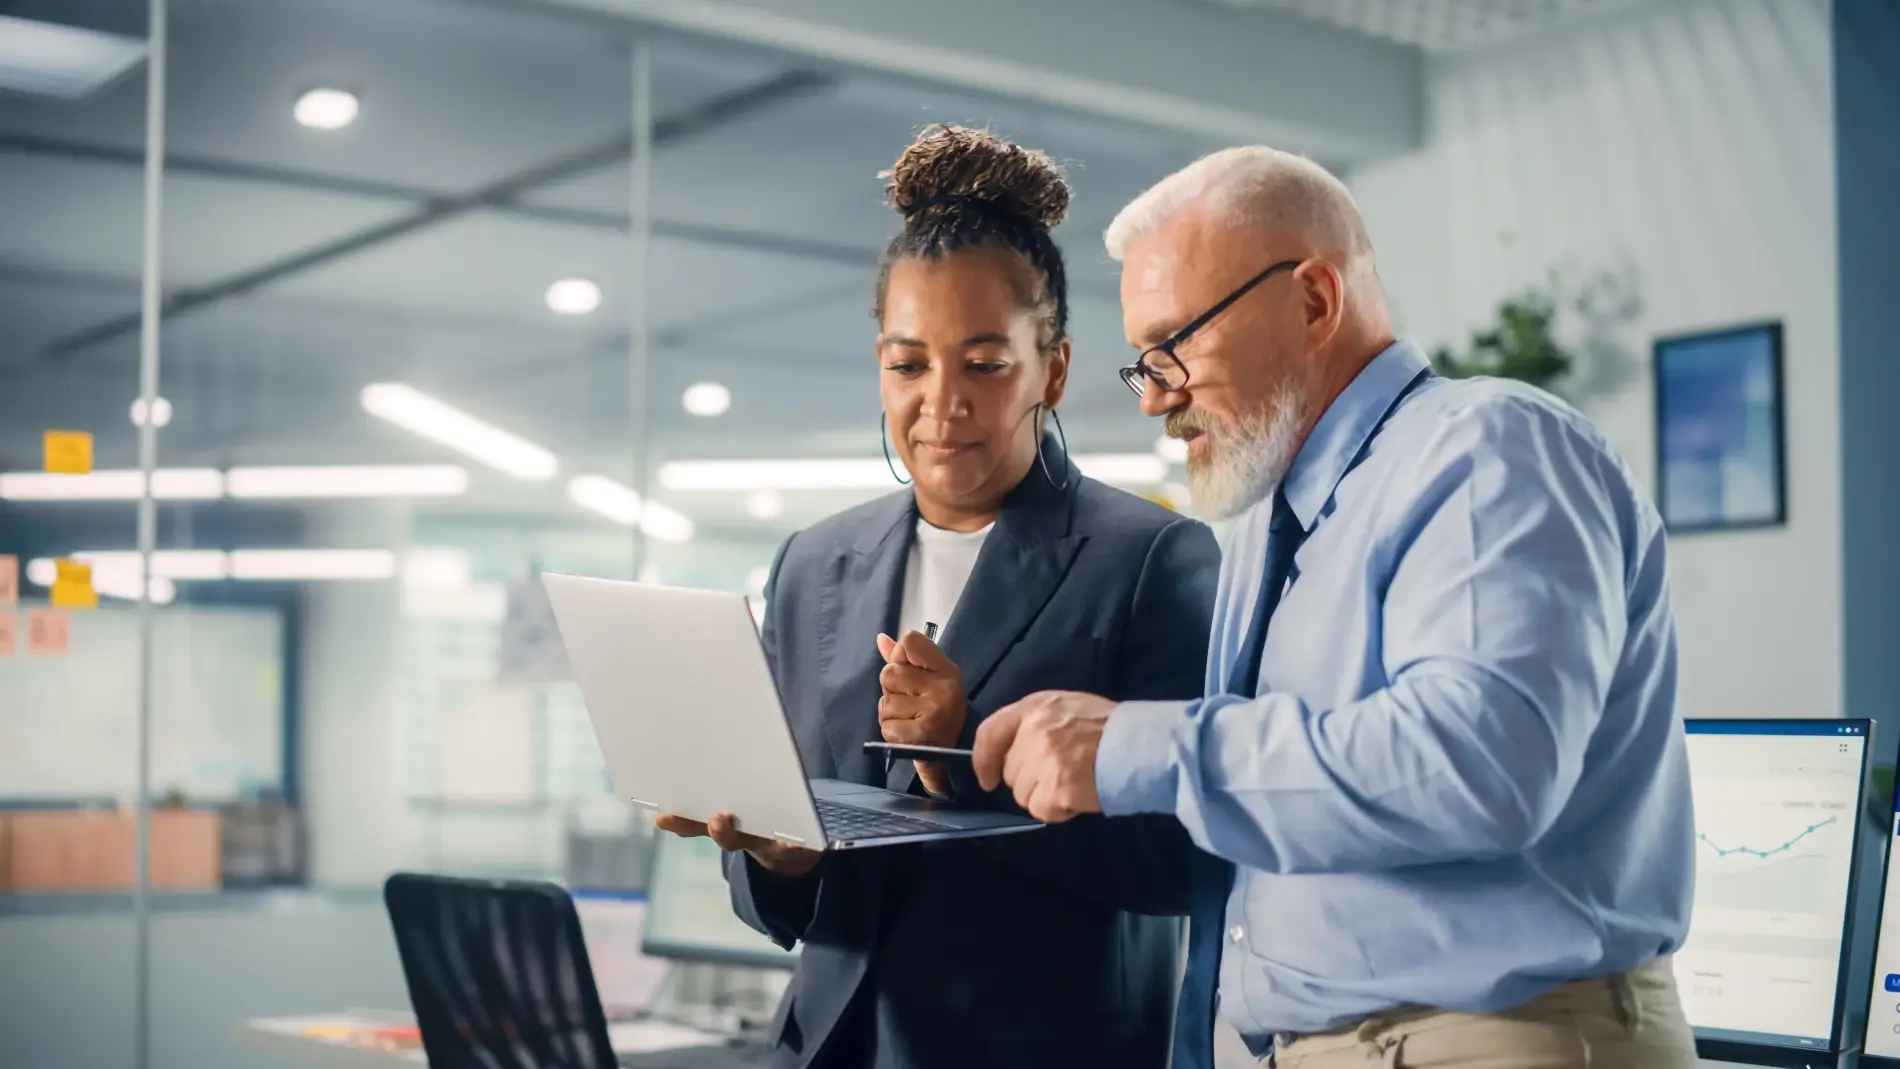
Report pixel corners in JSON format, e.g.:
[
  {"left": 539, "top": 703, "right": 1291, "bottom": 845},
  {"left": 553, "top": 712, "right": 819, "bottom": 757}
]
[
  {"left": 50, "top": 559, "right": 98, "bottom": 610},
  {"left": 0, "top": 554, "right": 16, "bottom": 607},
  {"left": 43, "top": 430, "right": 93, "bottom": 474},
  {"left": 26, "top": 609, "right": 69, "bottom": 657},
  {"left": 0, "top": 613, "right": 15, "bottom": 657}
]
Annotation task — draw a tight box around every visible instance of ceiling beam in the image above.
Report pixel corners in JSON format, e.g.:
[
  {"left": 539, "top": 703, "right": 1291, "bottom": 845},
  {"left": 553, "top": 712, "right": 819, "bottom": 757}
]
[
  {"left": 42, "top": 68, "right": 835, "bottom": 361},
  {"left": 517, "top": 0, "right": 1422, "bottom": 161},
  {"left": 0, "top": 131, "right": 882, "bottom": 268}
]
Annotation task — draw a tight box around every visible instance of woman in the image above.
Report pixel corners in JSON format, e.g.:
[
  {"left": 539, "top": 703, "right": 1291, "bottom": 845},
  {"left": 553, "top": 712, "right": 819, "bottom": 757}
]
[{"left": 658, "top": 125, "right": 1220, "bottom": 1069}]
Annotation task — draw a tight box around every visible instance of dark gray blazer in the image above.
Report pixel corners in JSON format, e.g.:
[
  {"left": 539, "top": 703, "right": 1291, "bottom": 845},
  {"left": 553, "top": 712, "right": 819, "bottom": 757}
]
[{"left": 725, "top": 446, "right": 1221, "bottom": 1069}]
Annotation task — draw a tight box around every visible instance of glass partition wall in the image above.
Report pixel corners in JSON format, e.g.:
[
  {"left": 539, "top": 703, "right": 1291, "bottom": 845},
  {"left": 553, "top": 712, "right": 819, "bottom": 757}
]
[{"left": 0, "top": 2, "right": 1204, "bottom": 1065}]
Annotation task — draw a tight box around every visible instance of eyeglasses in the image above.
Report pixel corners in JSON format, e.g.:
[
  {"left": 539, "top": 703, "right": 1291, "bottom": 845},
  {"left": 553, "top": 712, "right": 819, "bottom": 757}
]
[{"left": 1117, "top": 259, "right": 1302, "bottom": 398}]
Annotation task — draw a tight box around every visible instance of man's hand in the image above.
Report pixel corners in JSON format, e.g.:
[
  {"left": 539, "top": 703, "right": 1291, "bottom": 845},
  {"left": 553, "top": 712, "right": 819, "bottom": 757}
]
[
  {"left": 971, "top": 691, "right": 1116, "bottom": 823},
  {"left": 653, "top": 812, "right": 820, "bottom": 879},
  {"left": 876, "top": 630, "right": 967, "bottom": 796}
]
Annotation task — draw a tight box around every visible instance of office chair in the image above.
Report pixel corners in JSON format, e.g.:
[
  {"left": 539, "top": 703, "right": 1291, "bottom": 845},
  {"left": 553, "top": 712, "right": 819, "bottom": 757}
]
[{"left": 384, "top": 872, "right": 618, "bottom": 1069}]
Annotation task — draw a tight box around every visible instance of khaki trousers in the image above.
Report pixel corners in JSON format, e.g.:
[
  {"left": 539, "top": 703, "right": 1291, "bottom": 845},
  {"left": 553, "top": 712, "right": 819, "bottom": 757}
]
[{"left": 1265, "top": 958, "right": 1698, "bottom": 1069}]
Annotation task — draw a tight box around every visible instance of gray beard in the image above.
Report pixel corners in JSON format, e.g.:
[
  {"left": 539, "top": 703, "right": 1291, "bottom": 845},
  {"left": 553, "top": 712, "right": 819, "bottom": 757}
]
[{"left": 1185, "top": 383, "right": 1306, "bottom": 520}]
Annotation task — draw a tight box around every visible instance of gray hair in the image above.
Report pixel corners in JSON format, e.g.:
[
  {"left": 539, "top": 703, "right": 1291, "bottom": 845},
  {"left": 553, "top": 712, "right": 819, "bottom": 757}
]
[{"left": 1104, "top": 146, "right": 1373, "bottom": 264}]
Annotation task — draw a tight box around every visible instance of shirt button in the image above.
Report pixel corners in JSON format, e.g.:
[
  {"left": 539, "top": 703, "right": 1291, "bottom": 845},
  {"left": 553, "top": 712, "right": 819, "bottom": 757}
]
[{"left": 1229, "top": 925, "right": 1245, "bottom": 943}]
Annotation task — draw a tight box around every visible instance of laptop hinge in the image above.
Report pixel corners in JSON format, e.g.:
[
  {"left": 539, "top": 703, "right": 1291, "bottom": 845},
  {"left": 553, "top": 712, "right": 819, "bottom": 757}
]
[
  {"left": 770, "top": 833, "right": 807, "bottom": 847},
  {"left": 628, "top": 798, "right": 660, "bottom": 811}
]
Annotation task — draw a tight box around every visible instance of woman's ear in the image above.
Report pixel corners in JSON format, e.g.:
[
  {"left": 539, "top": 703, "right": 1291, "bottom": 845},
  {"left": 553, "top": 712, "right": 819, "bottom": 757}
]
[{"left": 1043, "top": 337, "right": 1072, "bottom": 408}]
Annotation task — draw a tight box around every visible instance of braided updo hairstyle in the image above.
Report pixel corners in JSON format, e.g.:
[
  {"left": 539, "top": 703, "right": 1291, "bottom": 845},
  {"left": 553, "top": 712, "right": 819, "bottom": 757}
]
[{"left": 873, "top": 125, "right": 1071, "bottom": 352}]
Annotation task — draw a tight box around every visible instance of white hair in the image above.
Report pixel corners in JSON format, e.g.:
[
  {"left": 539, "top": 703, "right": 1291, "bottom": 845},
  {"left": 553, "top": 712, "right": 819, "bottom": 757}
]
[{"left": 1104, "top": 146, "right": 1373, "bottom": 264}]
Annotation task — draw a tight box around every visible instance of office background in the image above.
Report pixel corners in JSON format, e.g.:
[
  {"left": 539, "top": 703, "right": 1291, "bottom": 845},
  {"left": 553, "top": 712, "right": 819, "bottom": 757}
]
[{"left": 0, "top": 0, "right": 1894, "bottom": 1067}]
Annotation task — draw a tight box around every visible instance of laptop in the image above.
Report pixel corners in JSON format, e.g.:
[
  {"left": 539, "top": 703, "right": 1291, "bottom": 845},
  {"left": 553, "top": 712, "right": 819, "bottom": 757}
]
[{"left": 542, "top": 573, "right": 1041, "bottom": 850}]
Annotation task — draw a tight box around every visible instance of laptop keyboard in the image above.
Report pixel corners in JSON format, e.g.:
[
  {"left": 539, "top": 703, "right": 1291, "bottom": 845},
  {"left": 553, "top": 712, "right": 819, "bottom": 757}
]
[{"left": 815, "top": 799, "right": 956, "bottom": 841}]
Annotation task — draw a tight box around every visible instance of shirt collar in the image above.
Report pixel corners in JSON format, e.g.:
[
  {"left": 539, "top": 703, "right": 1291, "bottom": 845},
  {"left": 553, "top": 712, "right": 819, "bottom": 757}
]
[{"left": 1280, "top": 339, "right": 1431, "bottom": 529}]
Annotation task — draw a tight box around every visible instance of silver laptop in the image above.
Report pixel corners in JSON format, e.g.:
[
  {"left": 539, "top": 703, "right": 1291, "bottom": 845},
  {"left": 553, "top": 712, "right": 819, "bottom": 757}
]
[{"left": 542, "top": 573, "right": 1041, "bottom": 850}]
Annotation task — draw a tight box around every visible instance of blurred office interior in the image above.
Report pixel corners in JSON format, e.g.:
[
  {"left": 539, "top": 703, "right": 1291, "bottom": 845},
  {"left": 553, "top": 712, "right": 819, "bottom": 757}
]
[{"left": 0, "top": 0, "right": 1894, "bottom": 1067}]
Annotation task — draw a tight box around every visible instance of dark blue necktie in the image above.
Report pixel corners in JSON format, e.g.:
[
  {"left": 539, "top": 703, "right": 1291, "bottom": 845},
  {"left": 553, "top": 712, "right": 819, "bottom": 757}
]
[{"left": 1173, "top": 489, "right": 1307, "bottom": 1069}]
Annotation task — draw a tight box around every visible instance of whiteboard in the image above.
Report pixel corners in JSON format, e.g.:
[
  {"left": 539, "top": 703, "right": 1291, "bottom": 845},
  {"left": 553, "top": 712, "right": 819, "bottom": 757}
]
[{"left": 0, "top": 604, "right": 284, "bottom": 801}]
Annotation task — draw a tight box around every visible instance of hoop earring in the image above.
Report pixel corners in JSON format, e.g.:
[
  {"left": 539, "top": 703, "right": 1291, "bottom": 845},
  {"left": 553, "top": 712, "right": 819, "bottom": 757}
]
[
  {"left": 881, "top": 412, "right": 911, "bottom": 486},
  {"left": 1033, "top": 403, "right": 1071, "bottom": 491}
]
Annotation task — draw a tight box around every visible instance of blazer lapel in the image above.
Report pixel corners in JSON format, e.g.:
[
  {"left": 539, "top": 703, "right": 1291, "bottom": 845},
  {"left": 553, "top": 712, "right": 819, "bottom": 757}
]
[
  {"left": 889, "top": 440, "right": 1084, "bottom": 793},
  {"left": 819, "top": 493, "right": 915, "bottom": 781}
]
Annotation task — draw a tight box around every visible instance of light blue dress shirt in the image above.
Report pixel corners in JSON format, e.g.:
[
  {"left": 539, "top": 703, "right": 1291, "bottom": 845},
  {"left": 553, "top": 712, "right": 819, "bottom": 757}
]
[{"left": 1096, "top": 340, "right": 1695, "bottom": 1049}]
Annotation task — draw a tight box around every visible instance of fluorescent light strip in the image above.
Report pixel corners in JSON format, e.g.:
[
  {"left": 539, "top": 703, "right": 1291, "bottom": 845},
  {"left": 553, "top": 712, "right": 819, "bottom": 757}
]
[
  {"left": 226, "top": 465, "right": 469, "bottom": 499},
  {"left": 30, "top": 549, "right": 448, "bottom": 586},
  {"left": 361, "top": 383, "right": 558, "bottom": 481},
  {"left": 0, "top": 14, "right": 147, "bottom": 99},
  {"left": 567, "top": 475, "right": 696, "bottom": 543},
  {"left": 25, "top": 558, "right": 179, "bottom": 605},
  {"left": 230, "top": 549, "right": 399, "bottom": 581},
  {"left": 1075, "top": 454, "right": 1171, "bottom": 485},
  {"left": 658, "top": 453, "right": 1170, "bottom": 491},
  {"left": 659, "top": 458, "right": 893, "bottom": 492},
  {"left": 0, "top": 469, "right": 224, "bottom": 501}
]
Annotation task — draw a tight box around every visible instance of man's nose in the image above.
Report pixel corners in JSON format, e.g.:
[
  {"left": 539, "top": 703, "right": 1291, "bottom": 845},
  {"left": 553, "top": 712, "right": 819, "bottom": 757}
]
[{"left": 1138, "top": 385, "right": 1185, "bottom": 419}]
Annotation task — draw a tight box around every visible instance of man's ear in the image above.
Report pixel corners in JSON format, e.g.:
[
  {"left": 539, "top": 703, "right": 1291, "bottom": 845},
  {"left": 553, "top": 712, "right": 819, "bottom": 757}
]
[{"left": 1295, "top": 260, "right": 1347, "bottom": 345}]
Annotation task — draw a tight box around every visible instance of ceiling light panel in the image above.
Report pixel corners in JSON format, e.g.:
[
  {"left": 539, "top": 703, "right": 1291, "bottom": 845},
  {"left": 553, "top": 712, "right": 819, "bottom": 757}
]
[{"left": 0, "top": 14, "right": 147, "bottom": 99}]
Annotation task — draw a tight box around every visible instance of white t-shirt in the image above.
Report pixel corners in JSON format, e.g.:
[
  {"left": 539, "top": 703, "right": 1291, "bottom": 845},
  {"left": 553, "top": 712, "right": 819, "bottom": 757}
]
[{"left": 896, "top": 519, "right": 993, "bottom": 641}]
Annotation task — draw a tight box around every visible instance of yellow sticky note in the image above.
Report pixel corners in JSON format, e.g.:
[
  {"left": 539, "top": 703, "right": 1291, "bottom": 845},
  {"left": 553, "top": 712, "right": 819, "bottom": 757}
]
[
  {"left": 0, "top": 554, "right": 16, "bottom": 607},
  {"left": 43, "top": 430, "right": 93, "bottom": 474},
  {"left": 50, "top": 559, "right": 97, "bottom": 610},
  {"left": 26, "top": 609, "right": 69, "bottom": 657},
  {"left": 0, "top": 613, "right": 15, "bottom": 657}
]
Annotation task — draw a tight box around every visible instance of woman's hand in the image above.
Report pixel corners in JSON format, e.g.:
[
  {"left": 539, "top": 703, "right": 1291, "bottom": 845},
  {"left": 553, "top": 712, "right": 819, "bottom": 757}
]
[
  {"left": 654, "top": 812, "right": 820, "bottom": 879},
  {"left": 876, "top": 630, "right": 967, "bottom": 796}
]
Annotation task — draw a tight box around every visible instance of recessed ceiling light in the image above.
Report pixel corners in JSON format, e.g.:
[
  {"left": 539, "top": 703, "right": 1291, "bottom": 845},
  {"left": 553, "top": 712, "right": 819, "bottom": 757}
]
[
  {"left": 745, "top": 489, "right": 784, "bottom": 520},
  {"left": 294, "top": 87, "right": 358, "bottom": 130},
  {"left": 130, "top": 396, "right": 172, "bottom": 428},
  {"left": 1155, "top": 434, "right": 1189, "bottom": 463},
  {"left": 682, "top": 382, "right": 731, "bottom": 418},
  {"left": 545, "top": 278, "right": 602, "bottom": 316}
]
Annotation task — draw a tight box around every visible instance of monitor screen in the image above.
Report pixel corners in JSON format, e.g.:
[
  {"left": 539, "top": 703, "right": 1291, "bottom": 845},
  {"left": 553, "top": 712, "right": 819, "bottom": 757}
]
[
  {"left": 641, "top": 833, "right": 799, "bottom": 970},
  {"left": 1675, "top": 719, "right": 1870, "bottom": 1055},
  {"left": 571, "top": 890, "right": 668, "bottom": 1019},
  {"left": 1862, "top": 786, "right": 1900, "bottom": 1063}
]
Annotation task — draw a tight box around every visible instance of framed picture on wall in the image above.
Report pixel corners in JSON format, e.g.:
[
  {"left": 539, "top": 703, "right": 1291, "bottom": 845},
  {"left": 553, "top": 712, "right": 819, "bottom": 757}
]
[{"left": 1653, "top": 321, "right": 1787, "bottom": 533}]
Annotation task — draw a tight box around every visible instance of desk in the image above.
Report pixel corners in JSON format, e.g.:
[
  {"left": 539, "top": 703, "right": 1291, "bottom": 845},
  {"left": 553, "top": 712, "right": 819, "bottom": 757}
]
[{"left": 238, "top": 1013, "right": 738, "bottom": 1068}]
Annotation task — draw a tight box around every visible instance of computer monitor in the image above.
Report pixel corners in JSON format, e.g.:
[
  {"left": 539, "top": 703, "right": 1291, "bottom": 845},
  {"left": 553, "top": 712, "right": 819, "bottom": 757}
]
[
  {"left": 1858, "top": 766, "right": 1900, "bottom": 1068},
  {"left": 640, "top": 832, "right": 800, "bottom": 970},
  {"left": 570, "top": 889, "right": 668, "bottom": 1019},
  {"left": 1676, "top": 718, "right": 1873, "bottom": 1066}
]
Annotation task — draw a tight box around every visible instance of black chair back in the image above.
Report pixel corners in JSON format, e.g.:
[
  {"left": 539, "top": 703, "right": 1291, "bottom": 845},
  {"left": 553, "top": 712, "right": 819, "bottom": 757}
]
[{"left": 384, "top": 873, "right": 617, "bottom": 1069}]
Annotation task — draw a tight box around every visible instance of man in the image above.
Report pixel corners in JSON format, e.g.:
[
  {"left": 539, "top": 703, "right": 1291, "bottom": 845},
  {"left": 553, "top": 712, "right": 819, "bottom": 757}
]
[{"left": 969, "top": 146, "right": 1699, "bottom": 1069}]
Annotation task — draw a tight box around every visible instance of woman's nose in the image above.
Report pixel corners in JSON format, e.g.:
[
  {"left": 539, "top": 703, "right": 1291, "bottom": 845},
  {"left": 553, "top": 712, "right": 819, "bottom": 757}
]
[{"left": 920, "top": 367, "right": 969, "bottom": 418}]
